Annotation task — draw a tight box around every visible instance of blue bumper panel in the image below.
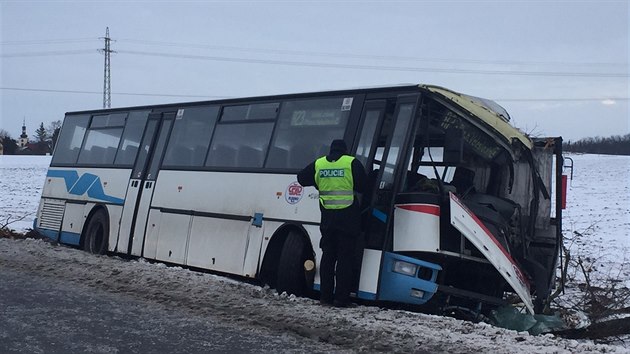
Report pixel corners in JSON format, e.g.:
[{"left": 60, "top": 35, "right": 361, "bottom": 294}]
[
  {"left": 313, "top": 282, "right": 377, "bottom": 300},
  {"left": 378, "top": 252, "right": 441, "bottom": 305},
  {"left": 36, "top": 227, "right": 60, "bottom": 242},
  {"left": 59, "top": 231, "right": 81, "bottom": 246}
]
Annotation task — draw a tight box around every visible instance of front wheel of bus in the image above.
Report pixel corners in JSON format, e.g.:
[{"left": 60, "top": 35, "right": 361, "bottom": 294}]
[
  {"left": 276, "top": 231, "right": 311, "bottom": 296},
  {"left": 83, "top": 209, "right": 109, "bottom": 255}
]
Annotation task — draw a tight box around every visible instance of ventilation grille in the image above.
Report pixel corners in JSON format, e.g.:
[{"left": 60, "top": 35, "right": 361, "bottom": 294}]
[{"left": 39, "top": 199, "right": 65, "bottom": 231}]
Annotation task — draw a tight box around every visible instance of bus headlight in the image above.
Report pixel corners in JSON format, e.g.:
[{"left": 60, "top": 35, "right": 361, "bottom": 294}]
[
  {"left": 410, "top": 289, "right": 425, "bottom": 298},
  {"left": 393, "top": 260, "right": 418, "bottom": 276}
]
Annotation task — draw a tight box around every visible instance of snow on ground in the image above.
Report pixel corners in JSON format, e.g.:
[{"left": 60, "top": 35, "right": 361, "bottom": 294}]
[
  {"left": 1, "top": 154, "right": 629, "bottom": 352},
  {"left": 0, "top": 155, "right": 50, "bottom": 231},
  {"left": 561, "top": 154, "right": 630, "bottom": 286}
]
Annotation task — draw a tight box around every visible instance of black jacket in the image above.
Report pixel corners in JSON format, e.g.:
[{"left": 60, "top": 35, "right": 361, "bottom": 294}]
[{"left": 297, "top": 152, "right": 368, "bottom": 235}]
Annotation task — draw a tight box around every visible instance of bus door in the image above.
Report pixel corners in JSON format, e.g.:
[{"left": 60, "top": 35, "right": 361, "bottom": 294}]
[
  {"left": 353, "top": 95, "right": 419, "bottom": 296},
  {"left": 116, "top": 111, "right": 175, "bottom": 256}
]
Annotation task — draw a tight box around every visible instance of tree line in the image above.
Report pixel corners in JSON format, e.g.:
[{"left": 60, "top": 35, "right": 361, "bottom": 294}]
[
  {"left": 563, "top": 134, "right": 630, "bottom": 156},
  {"left": 0, "top": 120, "right": 62, "bottom": 155}
]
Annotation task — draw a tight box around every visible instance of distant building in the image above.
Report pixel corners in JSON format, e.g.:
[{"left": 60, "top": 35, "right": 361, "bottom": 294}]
[
  {"left": 0, "top": 141, "right": 4, "bottom": 155},
  {"left": 18, "top": 119, "right": 29, "bottom": 149}
]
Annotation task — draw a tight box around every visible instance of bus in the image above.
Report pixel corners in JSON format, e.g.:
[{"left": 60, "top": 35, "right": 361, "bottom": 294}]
[{"left": 35, "top": 84, "right": 564, "bottom": 316}]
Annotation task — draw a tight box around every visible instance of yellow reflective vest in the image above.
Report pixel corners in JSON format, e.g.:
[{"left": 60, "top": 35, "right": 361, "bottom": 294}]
[{"left": 314, "top": 155, "right": 355, "bottom": 209}]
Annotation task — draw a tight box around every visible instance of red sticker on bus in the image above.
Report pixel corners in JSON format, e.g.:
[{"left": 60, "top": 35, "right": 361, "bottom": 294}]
[{"left": 285, "top": 182, "right": 304, "bottom": 204}]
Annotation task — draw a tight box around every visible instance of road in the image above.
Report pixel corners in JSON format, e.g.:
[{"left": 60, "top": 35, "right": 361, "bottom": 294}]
[
  {"left": 0, "top": 265, "right": 344, "bottom": 354},
  {"left": 0, "top": 238, "right": 623, "bottom": 354}
]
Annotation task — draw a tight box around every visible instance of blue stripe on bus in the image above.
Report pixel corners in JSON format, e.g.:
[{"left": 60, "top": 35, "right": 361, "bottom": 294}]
[
  {"left": 312, "top": 282, "right": 377, "bottom": 300},
  {"left": 372, "top": 208, "right": 387, "bottom": 223},
  {"left": 59, "top": 231, "right": 81, "bottom": 246},
  {"left": 357, "top": 290, "right": 377, "bottom": 300},
  {"left": 47, "top": 170, "right": 124, "bottom": 204},
  {"left": 36, "top": 228, "right": 60, "bottom": 242}
]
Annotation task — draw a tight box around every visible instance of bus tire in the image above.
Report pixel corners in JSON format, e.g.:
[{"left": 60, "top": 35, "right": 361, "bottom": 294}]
[
  {"left": 83, "top": 209, "right": 109, "bottom": 255},
  {"left": 276, "top": 231, "right": 309, "bottom": 296}
]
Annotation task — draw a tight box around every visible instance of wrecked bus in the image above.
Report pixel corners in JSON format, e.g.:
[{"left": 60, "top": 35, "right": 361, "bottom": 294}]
[{"left": 35, "top": 84, "right": 562, "bottom": 316}]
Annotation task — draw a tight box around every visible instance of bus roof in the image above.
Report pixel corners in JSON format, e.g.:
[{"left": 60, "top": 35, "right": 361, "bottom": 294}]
[
  {"left": 66, "top": 83, "right": 533, "bottom": 149},
  {"left": 421, "top": 85, "right": 533, "bottom": 149}
]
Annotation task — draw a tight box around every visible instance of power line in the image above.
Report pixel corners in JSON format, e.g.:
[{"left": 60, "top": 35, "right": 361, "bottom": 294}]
[
  {"left": 118, "top": 49, "right": 629, "bottom": 78},
  {"left": 1, "top": 86, "right": 626, "bottom": 102},
  {"left": 0, "top": 50, "right": 96, "bottom": 57},
  {"left": 117, "top": 38, "right": 628, "bottom": 68},
  {"left": 0, "top": 86, "right": 230, "bottom": 99},
  {"left": 0, "top": 38, "right": 98, "bottom": 46}
]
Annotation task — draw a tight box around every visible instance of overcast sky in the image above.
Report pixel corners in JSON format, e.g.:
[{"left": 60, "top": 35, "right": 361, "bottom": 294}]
[{"left": 1, "top": 0, "right": 628, "bottom": 142}]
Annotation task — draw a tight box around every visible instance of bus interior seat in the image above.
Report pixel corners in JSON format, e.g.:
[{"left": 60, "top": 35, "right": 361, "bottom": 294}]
[
  {"left": 451, "top": 167, "right": 476, "bottom": 197},
  {"left": 238, "top": 145, "right": 264, "bottom": 168},
  {"left": 89, "top": 146, "right": 106, "bottom": 164},
  {"left": 170, "top": 146, "right": 193, "bottom": 166},
  {"left": 210, "top": 144, "right": 237, "bottom": 167},
  {"left": 105, "top": 147, "right": 118, "bottom": 164},
  {"left": 267, "top": 146, "right": 289, "bottom": 168},
  {"left": 122, "top": 145, "right": 138, "bottom": 163},
  {"left": 289, "top": 143, "right": 317, "bottom": 169},
  {"left": 192, "top": 145, "right": 208, "bottom": 166}
]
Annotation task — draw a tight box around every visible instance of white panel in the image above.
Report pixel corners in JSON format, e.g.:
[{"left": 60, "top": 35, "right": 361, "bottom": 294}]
[
  {"left": 105, "top": 204, "right": 123, "bottom": 252},
  {"left": 155, "top": 213, "right": 192, "bottom": 265},
  {"left": 131, "top": 182, "right": 156, "bottom": 255},
  {"left": 243, "top": 222, "right": 264, "bottom": 278},
  {"left": 116, "top": 179, "right": 142, "bottom": 253},
  {"left": 61, "top": 203, "right": 85, "bottom": 235},
  {"left": 42, "top": 167, "right": 131, "bottom": 203},
  {"left": 449, "top": 192, "right": 535, "bottom": 314},
  {"left": 358, "top": 249, "right": 382, "bottom": 295},
  {"left": 151, "top": 171, "right": 321, "bottom": 225},
  {"left": 186, "top": 216, "right": 249, "bottom": 275},
  {"left": 140, "top": 209, "right": 161, "bottom": 258},
  {"left": 393, "top": 204, "right": 440, "bottom": 252}
]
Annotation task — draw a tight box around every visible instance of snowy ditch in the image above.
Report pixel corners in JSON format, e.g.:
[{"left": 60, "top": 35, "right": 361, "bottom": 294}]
[{"left": 1, "top": 154, "right": 629, "bottom": 352}]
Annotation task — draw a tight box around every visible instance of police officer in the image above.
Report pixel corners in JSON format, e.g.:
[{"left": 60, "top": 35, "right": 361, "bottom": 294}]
[{"left": 297, "top": 139, "right": 367, "bottom": 307}]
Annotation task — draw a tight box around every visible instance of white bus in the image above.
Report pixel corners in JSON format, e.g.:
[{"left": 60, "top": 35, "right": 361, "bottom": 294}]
[{"left": 35, "top": 84, "right": 564, "bottom": 316}]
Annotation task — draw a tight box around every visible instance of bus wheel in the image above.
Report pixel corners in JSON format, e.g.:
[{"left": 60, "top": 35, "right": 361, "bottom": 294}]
[
  {"left": 276, "top": 231, "right": 310, "bottom": 296},
  {"left": 83, "top": 209, "right": 108, "bottom": 255}
]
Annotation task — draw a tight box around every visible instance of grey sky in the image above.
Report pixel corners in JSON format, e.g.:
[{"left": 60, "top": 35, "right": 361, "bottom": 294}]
[{"left": 1, "top": 0, "right": 628, "bottom": 142}]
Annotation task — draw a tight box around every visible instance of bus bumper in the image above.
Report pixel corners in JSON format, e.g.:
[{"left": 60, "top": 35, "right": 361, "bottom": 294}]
[
  {"left": 378, "top": 252, "right": 441, "bottom": 305},
  {"left": 33, "top": 218, "right": 60, "bottom": 242}
]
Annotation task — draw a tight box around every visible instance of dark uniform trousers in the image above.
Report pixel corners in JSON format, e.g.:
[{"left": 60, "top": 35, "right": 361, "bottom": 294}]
[{"left": 319, "top": 226, "right": 358, "bottom": 304}]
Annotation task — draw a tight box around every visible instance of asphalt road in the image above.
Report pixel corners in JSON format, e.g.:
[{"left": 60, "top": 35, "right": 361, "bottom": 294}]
[{"left": 0, "top": 267, "right": 340, "bottom": 354}]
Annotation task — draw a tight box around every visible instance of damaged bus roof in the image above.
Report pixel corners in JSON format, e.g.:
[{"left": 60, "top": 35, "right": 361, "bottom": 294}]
[{"left": 421, "top": 85, "right": 534, "bottom": 150}]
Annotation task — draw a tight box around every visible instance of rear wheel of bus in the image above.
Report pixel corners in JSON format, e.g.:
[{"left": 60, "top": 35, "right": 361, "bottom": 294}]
[
  {"left": 276, "top": 231, "right": 312, "bottom": 296},
  {"left": 83, "top": 208, "right": 109, "bottom": 255}
]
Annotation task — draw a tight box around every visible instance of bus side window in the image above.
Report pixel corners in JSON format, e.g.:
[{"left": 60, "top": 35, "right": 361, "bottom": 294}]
[
  {"left": 162, "top": 106, "right": 219, "bottom": 168},
  {"left": 51, "top": 114, "right": 90, "bottom": 165},
  {"left": 266, "top": 146, "right": 290, "bottom": 169},
  {"left": 114, "top": 111, "right": 149, "bottom": 166},
  {"left": 208, "top": 144, "right": 237, "bottom": 167},
  {"left": 266, "top": 96, "right": 351, "bottom": 170},
  {"left": 78, "top": 128, "right": 123, "bottom": 165},
  {"left": 238, "top": 146, "right": 264, "bottom": 168},
  {"left": 206, "top": 122, "right": 273, "bottom": 169}
]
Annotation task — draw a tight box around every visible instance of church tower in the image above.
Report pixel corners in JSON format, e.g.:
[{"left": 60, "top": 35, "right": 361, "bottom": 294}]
[{"left": 18, "top": 118, "right": 29, "bottom": 148}]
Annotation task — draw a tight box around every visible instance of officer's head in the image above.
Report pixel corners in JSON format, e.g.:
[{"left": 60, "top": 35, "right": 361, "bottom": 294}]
[{"left": 329, "top": 139, "right": 348, "bottom": 154}]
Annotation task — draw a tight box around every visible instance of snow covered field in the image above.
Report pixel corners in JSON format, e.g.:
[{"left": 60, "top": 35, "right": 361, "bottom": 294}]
[{"left": 1, "top": 154, "right": 629, "bottom": 352}]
